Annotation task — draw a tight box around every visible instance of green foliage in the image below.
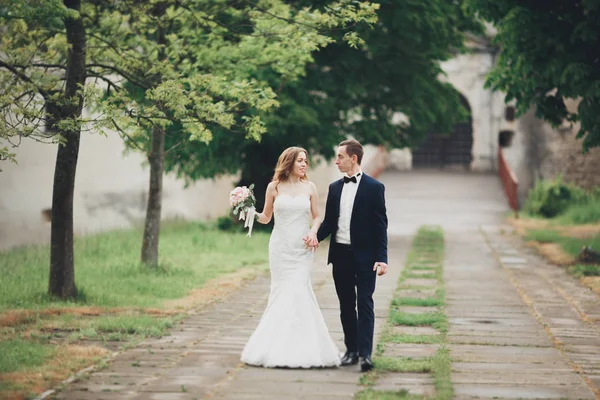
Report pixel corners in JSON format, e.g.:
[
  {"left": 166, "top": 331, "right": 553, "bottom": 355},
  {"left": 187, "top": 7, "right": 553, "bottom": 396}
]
[
  {"left": 467, "top": 0, "right": 600, "bottom": 151},
  {"left": 0, "top": 0, "right": 379, "bottom": 165},
  {"left": 0, "top": 0, "right": 81, "bottom": 164},
  {"left": 93, "top": 0, "right": 379, "bottom": 150},
  {"left": 161, "top": 0, "right": 483, "bottom": 207},
  {"left": 523, "top": 177, "right": 589, "bottom": 218},
  {"left": 216, "top": 215, "right": 236, "bottom": 232}
]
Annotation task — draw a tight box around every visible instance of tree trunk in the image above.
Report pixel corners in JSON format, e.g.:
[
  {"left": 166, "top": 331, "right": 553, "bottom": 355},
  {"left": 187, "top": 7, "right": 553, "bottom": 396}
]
[
  {"left": 141, "top": 3, "right": 167, "bottom": 267},
  {"left": 141, "top": 124, "right": 165, "bottom": 267},
  {"left": 48, "top": 0, "right": 86, "bottom": 298}
]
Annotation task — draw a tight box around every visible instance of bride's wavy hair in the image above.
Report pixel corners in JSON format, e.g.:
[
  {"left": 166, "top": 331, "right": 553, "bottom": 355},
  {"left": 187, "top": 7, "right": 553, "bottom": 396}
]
[{"left": 272, "top": 147, "right": 309, "bottom": 187}]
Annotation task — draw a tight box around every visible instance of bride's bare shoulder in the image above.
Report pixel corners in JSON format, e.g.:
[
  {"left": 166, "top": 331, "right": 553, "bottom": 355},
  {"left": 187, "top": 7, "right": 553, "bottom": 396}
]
[{"left": 266, "top": 181, "right": 278, "bottom": 192}]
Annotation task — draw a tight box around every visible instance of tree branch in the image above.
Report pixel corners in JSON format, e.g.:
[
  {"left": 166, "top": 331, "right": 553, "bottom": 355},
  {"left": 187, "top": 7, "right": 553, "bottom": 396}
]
[
  {"left": 86, "top": 63, "right": 148, "bottom": 89},
  {"left": 111, "top": 118, "right": 147, "bottom": 152},
  {"left": 88, "top": 72, "right": 122, "bottom": 93},
  {"left": 0, "top": 60, "right": 49, "bottom": 98}
]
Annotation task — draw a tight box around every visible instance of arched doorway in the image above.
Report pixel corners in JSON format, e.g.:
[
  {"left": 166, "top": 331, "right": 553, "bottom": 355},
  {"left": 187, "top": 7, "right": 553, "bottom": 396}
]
[{"left": 411, "top": 95, "right": 473, "bottom": 169}]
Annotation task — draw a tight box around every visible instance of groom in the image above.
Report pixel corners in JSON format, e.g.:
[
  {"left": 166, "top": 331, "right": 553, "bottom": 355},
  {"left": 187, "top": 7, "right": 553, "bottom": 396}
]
[{"left": 311, "top": 139, "right": 388, "bottom": 372}]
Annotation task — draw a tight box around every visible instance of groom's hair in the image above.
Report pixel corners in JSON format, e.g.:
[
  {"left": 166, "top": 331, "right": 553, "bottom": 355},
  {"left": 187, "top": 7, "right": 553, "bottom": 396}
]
[{"left": 339, "top": 139, "right": 364, "bottom": 164}]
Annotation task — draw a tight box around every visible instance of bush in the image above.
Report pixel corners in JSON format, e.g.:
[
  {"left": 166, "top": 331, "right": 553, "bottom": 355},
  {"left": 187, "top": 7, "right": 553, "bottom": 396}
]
[
  {"left": 216, "top": 215, "right": 237, "bottom": 231},
  {"left": 524, "top": 177, "right": 588, "bottom": 218}
]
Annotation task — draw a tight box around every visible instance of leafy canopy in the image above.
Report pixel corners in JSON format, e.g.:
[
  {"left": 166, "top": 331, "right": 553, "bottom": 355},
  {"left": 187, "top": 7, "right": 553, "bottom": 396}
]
[
  {"left": 467, "top": 0, "right": 600, "bottom": 150},
  {"left": 158, "top": 0, "right": 483, "bottom": 196},
  {"left": 0, "top": 0, "right": 379, "bottom": 164}
]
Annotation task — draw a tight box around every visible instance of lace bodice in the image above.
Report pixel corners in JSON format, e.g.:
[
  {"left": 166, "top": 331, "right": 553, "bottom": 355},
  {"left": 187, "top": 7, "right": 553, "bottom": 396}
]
[
  {"left": 272, "top": 193, "right": 310, "bottom": 232},
  {"left": 269, "top": 193, "right": 312, "bottom": 264}
]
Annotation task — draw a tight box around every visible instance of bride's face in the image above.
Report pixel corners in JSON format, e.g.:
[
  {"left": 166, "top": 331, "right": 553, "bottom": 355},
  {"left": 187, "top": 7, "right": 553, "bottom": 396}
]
[{"left": 292, "top": 151, "right": 308, "bottom": 178}]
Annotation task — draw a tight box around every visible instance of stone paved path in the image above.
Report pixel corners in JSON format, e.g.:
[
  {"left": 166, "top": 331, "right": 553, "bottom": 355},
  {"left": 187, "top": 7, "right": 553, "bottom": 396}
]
[
  {"left": 381, "top": 171, "right": 598, "bottom": 399},
  {"left": 47, "top": 171, "right": 600, "bottom": 399},
  {"left": 446, "top": 230, "right": 595, "bottom": 399},
  {"left": 49, "top": 231, "right": 409, "bottom": 399}
]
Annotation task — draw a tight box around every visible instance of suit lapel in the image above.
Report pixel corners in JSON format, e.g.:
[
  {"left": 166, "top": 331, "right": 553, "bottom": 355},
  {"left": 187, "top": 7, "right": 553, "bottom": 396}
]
[
  {"left": 350, "top": 174, "right": 368, "bottom": 221},
  {"left": 334, "top": 179, "right": 344, "bottom": 209}
]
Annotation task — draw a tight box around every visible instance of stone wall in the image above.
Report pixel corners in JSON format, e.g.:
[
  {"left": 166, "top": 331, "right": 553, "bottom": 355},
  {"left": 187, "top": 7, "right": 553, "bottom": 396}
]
[
  {"left": 540, "top": 130, "right": 600, "bottom": 191},
  {"left": 518, "top": 100, "right": 600, "bottom": 193},
  {"left": 0, "top": 133, "right": 239, "bottom": 250},
  {"left": 0, "top": 130, "right": 381, "bottom": 250}
]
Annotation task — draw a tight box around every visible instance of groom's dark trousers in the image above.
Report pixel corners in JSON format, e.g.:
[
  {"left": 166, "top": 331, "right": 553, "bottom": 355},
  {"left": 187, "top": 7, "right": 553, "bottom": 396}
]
[{"left": 317, "top": 173, "right": 388, "bottom": 358}]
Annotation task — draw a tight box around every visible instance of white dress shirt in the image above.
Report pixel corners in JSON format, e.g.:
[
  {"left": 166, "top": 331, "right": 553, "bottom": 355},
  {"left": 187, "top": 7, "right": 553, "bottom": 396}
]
[{"left": 335, "top": 170, "right": 362, "bottom": 245}]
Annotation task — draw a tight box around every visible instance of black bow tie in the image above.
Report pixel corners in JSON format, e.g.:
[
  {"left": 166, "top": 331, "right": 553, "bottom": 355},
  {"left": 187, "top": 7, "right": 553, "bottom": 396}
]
[{"left": 343, "top": 174, "right": 359, "bottom": 184}]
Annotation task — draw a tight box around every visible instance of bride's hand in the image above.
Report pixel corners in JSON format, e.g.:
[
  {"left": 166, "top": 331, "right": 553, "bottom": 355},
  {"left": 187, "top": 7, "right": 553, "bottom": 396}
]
[{"left": 303, "top": 232, "right": 318, "bottom": 250}]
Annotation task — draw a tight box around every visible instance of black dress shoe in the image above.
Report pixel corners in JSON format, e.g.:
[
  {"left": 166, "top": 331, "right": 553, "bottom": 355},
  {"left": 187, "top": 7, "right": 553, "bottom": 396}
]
[
  {"left": 360, "top": 356, "right": 373, "bottom": 372},
  {"left": 340, "top": 351, "right": 359, "bottom": 366}
]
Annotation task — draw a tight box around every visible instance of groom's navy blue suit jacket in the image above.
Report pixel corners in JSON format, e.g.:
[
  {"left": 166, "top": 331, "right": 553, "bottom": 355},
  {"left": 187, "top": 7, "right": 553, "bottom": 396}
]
[{"left": 317, "top": 173, "right": 388, "bottom": 267}]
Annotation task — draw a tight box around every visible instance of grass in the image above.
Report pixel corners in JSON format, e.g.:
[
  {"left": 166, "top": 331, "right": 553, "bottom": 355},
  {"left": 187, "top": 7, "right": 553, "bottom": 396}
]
[
  {"left": 357, "top": 226, "right": 451, "bottom": 400},
  {"left": 1, "top": 221, "right": 270, "bottom": 311},
  {"left": 0, "top": 221, "right": 270, "bottom": 399},
  {"left": 556, "top": 201, "right": 600, "bottom": 225},
  {"left": 431, "top": 348, "right": 452, "bottom": 399},
  {"left": 383, "top": 334, "right": 441, "bottom": 345},
  {"left": 0, "top": 339, "right": 54, "bottom": 373},
  {"left": 568, "top": 264, "right": 600, "bottom": 277},
  {"left": 523, "top": 228, "right": 600, "bottom": 291},
  {"left": 356, "top": 389, "right": 424, "bottom": 400},
  {"left": 374, "top": 357, "right": 433, "bottom": 373},
  {"left": 509, "top": 195, "right": 600, "bottom": 295},
  {"left": 390, "top": 311, "right": 445, "bottom": 327},
  {"left": 392, "top": 297, "right": 443, "bottom": 307},
  {"left": 524, "top": 229, "right": 600, "bottom": 259}
]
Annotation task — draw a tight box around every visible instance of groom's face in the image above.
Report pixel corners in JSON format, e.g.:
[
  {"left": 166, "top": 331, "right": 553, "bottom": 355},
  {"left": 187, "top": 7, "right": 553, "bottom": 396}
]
[{"left": 335, "top": 145, "right": 355, "bottom": 174}]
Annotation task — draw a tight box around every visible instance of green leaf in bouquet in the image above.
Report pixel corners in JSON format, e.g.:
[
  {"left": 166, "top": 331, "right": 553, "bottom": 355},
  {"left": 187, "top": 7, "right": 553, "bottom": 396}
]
[{"left": 249, "top": 183, "right": 255, "bottom": 190}]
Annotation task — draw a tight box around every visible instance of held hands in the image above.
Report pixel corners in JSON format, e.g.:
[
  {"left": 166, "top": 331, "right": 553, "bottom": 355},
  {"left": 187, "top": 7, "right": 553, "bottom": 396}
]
[
  {"left": 302, "top": 231, "right": 319, "bottom": 251},
  {"left": 373, "top": 262, "right": 388, "bottom": 276}
]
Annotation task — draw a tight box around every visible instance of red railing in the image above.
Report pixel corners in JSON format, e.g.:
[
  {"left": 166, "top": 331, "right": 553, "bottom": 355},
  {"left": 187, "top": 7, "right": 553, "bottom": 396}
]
[{"left": 498, "top": 147, "right": 519, "bottom": 217}]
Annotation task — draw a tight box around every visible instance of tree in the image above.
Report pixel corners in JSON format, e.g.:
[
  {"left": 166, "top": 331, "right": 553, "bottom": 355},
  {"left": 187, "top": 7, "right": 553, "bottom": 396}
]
[
  {"left": 466, "top": 0, "right": 600, "bottom": 151},
  {"left": 0, "top": 0, "right": 378, "bottom": 295},
  {"left": 102, "top": 0, "right": 379, "bottom": 265},
  {"left": 161, "top": 0, "right": 483, "bottom": 209},
  {"left": 1, "top": 0, "right": 88, "bottom": 298}
]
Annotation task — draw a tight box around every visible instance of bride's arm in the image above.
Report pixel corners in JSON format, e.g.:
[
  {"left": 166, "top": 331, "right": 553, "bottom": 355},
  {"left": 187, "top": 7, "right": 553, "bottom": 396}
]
[
  {"left": 307, "top": 182, "right": 321, "bottom": 239},
  {"left": 255, "top": 182, "right": 276, "bottom": 224},
  {"left": 301, "top": 182, "right": 321, "bottom": 249}
]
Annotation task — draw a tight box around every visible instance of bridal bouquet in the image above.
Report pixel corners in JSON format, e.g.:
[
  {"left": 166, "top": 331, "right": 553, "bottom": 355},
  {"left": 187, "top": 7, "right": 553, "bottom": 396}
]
[{"left": 229, "top": 184, "right": 257, "bottom": 236}]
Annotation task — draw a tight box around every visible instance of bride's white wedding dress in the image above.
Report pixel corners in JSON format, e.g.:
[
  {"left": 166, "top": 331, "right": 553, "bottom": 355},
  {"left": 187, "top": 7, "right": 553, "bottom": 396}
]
[{"left": 241, "top": 193, "right": 341, "bottom": 368}]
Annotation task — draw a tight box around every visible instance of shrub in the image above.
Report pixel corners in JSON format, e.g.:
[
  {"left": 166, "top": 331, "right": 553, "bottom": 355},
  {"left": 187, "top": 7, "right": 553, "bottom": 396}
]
[
  {"left": 216, "top": 215, "right": 236, "bottom": 231},
  {"left": 524, "top": 177, "right": 588, "bottom": 218}
]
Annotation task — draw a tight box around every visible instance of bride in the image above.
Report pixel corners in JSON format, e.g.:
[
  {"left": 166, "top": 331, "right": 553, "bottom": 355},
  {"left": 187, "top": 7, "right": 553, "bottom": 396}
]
[{"left": 240, "top": 146, "right": 341, "bottom": 368}]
